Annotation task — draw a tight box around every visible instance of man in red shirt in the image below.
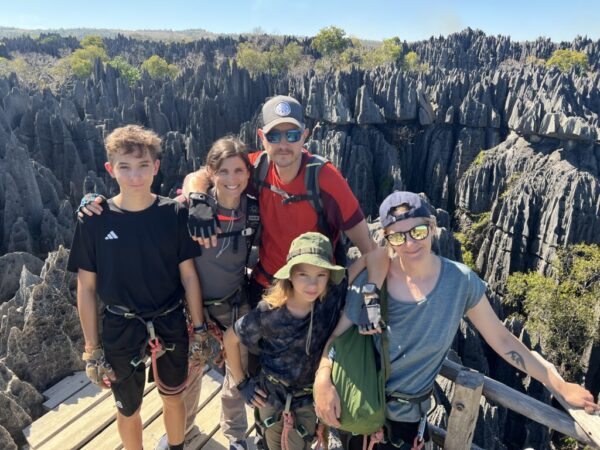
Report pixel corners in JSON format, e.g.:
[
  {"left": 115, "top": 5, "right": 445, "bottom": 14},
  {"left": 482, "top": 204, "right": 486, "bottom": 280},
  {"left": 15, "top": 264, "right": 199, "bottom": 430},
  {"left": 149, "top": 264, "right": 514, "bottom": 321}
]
[{"left": 186, "top": 95, "right": 376, "bottom": 304}]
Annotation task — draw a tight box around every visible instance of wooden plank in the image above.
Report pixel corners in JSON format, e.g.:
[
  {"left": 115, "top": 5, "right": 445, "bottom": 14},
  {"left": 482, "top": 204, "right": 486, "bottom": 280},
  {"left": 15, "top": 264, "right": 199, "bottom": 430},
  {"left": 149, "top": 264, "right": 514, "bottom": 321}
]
[
  {"left": 43, "top": 372, "right": 91, "bottom": 411},
  {"left": 428, "top": 423, "right": 484, "bottom": 450},
  {"left": 444, "top": 369, "right": 484, "bottom": 450},
  {"left": 82, "top": 385, "right": 163, "bottom": 450},
  {"left": 24, "top": 382, "right": 108, "bottom": 449},
  {"left": 141, "top": 370, "right": 224, "bottom": 450},
  {"left": 200, "top": 403, "right": 256, "bottom": 450},
  {"left": 440, "top": 358, "right": 595, "bottom": 446},
  {"left": 179, "top": 393, "right": 222, "bottom": 450},
  {"left": 39, "top": 383, "right": 155, "bottom": 449},
  {"left": 43, "top": 372, "right": 89, "bottom": 399},
  {"left": 531, "top": 351, "right": 600, "bottom": 448}
]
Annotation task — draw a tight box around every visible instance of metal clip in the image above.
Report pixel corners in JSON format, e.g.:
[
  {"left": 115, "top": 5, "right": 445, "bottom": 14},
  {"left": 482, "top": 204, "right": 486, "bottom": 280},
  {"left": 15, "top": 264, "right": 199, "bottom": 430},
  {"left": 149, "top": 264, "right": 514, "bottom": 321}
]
[
  {"left": 417, "top": 414, "right": 427, "bottom": 442},
  {"left": 284, "top": 392, "right": 292, "bottom": 413},
  {"left": 146, "top": 321, "right": 157, "bottom": 341}
]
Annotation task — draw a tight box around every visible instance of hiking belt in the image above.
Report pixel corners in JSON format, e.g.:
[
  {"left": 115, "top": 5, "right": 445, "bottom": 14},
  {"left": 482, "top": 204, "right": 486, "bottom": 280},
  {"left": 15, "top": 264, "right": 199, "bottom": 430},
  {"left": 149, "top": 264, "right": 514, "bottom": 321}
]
[
  {"left": 386, "top": 386, "right": 434, "bottom": 446},
  {"left": 203, "top": 286, "right": 243, "bottom": 307},
  {"left": 105, "top": 299, "right": 196, "bottom": 395},
  {"left": 257, "top": 372, "right": 314, "bottom": 445},
  {"left": 386, "top": 386, "right": 433, "bottom": 405},
  {"left": 256, "top": 392, "right": 316, "bottom": 449}
]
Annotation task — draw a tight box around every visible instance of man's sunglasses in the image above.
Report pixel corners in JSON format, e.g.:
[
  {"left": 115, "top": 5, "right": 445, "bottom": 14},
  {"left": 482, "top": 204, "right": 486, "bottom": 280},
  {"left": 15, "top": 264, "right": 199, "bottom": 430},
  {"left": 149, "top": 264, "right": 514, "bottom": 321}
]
[
  {"left": 264, "top": 129, "right": 304, "bottom": 144},
  {"left": 384, "top": 224, "right": 430, "bottom": 246}
]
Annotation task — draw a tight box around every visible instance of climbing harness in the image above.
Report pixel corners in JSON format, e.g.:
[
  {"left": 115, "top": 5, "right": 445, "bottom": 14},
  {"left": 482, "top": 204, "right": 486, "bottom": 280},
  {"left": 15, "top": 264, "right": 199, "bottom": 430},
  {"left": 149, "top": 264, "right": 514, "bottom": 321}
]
[{"left": 105, "top": 299, "right": 200, "bottom": 395}]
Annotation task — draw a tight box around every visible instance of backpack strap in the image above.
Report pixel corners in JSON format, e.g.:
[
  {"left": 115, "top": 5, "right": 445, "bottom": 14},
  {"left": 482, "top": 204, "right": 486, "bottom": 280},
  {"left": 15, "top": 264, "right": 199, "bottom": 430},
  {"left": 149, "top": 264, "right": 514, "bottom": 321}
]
[
  {"left": 253, "top": 151, "right": 333, "bottom": 238},
  {"left": 244, "top": 194, "right": 261, "bottom": 268},
  {"left": 303, "top": 154, "right": 332, "bottom": 238},
  {"left": 214, "top": 195, "right": 261, "bottom": 264},
  {"left": 380, "top": 281, "right": 391, "bottom": 382}
]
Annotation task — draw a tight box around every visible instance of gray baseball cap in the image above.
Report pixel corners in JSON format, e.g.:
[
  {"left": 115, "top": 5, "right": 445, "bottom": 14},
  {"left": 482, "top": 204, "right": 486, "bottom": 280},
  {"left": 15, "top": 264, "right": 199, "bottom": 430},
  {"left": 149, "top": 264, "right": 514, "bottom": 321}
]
[
  {"left": 261, "top": 95, "right": 304, "bottom": 133},
  {"left": 379, "top": 191, "right": 434, "bottom": 227}
]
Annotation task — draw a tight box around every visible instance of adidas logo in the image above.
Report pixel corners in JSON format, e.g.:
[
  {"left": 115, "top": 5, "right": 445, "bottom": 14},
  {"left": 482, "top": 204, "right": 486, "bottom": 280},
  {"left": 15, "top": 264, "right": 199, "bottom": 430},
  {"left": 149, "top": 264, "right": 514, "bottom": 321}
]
[{"left": 104, "top": 231, "right": 119, "bottom": 240}]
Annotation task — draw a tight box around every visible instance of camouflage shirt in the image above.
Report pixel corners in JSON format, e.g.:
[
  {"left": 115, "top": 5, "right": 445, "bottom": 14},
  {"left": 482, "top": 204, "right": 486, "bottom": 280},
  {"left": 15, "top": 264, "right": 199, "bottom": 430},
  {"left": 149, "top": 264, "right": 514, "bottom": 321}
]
[{"left": 235, "top": 277, "right": 347, "bottom": 391}]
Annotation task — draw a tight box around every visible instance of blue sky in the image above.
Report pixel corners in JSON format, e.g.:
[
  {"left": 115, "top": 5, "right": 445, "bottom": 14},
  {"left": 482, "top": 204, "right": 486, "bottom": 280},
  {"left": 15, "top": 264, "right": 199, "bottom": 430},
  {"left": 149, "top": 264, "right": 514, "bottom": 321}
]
[{"left": 2, "top": 0, "right": 599, "bottom": 42}]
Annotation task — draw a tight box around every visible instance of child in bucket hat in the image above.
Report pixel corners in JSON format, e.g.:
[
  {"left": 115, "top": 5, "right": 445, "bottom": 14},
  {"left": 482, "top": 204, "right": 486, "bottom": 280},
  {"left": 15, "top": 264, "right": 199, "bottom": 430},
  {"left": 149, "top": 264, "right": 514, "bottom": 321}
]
[{"left": 223, "top": 232, "right": 387, "bottom": 450}]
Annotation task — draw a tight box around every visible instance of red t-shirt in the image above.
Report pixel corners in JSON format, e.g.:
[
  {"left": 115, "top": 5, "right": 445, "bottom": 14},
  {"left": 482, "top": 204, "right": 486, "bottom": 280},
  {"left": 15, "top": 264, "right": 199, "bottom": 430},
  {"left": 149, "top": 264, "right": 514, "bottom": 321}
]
[{"left": 249, "top": 150, "right": 364, "bottom": 286}]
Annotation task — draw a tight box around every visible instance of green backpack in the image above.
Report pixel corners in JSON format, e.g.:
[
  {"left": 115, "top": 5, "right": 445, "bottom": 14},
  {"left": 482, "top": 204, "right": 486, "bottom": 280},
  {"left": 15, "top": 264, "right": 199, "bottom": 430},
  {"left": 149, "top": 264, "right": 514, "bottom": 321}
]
[{"left": 326, "top": 283, "right": 390, "bottom": 436}]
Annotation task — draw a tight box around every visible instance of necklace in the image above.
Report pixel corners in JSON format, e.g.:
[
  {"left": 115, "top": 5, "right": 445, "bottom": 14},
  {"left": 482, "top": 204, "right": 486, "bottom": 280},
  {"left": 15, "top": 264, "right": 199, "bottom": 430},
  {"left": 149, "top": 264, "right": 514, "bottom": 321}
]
[{"left": 216, "top": 207, "right": 236, "bottom": 258}]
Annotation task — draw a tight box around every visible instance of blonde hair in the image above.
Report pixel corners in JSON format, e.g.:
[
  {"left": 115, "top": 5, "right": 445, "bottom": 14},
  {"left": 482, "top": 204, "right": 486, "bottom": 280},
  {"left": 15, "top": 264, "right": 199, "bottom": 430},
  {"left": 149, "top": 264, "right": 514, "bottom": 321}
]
[
  {"left": 105, "top": 125, "right": 162, "bottom": 162},
  {"left": 262, "top": 268, "right": 331, "bottom": 309}
]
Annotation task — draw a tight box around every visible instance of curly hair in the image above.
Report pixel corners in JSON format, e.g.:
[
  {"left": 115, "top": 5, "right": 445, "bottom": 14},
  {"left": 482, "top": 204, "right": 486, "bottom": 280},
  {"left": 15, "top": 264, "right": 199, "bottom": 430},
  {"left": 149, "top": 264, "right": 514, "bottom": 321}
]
[{"left": 105, "top": 124, "right": 162, "bottom": 162}]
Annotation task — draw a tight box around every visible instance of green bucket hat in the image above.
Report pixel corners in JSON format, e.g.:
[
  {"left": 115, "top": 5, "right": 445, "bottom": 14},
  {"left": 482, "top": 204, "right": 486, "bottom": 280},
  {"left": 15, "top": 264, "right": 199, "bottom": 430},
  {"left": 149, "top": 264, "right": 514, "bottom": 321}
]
[{"left": 273, "top": 232, "right": 346, "bottom": 285}]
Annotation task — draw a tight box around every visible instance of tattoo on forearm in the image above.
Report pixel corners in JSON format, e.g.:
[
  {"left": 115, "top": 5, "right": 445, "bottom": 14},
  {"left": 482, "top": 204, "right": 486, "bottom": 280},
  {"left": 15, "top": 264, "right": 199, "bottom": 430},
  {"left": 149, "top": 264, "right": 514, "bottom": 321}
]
[{"left": 506, "top": 351, "right": 526, "bottom": 370}]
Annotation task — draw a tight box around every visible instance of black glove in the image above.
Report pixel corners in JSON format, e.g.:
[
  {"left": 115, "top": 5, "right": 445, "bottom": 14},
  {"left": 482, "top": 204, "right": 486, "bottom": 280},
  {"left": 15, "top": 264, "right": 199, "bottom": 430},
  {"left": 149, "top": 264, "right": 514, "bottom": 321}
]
[
  {"left": 187, "top": 193, "right": 220, "bottom": 239},
  {"left": 358, "top": 288, "right": 385, "bottom": 332},
  {"left": 76, "top": 193, "right": 107, "bottom": 215},
  {"left": 236, "top": 376, "right": 267, "bottom": 406}
]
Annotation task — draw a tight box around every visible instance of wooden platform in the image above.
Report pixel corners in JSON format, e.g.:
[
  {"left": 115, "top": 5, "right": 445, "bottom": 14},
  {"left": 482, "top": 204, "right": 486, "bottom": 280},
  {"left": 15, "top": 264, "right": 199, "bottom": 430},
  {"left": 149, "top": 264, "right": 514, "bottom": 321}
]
[{"left": 23, "top": 368, "right": 256, "bottom": 450}]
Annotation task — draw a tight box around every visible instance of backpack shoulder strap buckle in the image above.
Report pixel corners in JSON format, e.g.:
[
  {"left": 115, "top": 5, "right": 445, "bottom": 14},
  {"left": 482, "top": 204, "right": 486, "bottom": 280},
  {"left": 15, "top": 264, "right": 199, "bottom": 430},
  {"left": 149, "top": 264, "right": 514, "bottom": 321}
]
[{"left": 240, "top": 227, "right": 254, "bottom": 237}]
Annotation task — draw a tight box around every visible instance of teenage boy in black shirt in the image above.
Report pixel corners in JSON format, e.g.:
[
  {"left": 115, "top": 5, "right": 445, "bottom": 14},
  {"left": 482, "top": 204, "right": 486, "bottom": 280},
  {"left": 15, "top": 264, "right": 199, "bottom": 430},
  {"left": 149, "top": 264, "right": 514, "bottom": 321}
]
[{"left": 67, "top": 125, "right": 206, "bottom": 450}]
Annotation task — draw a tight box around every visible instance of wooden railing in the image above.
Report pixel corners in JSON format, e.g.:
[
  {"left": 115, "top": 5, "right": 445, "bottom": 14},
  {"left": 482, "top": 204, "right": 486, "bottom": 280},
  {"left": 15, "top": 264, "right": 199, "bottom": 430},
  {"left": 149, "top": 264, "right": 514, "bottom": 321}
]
[{"left": 435, "top": 358, "right": 600, "bottom": 449}]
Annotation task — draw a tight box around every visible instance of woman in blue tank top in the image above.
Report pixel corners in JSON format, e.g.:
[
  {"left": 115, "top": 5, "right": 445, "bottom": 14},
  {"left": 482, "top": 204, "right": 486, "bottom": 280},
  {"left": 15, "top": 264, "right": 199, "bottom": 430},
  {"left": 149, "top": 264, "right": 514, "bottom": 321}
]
[{"left": 313, "top": 191, "right": 598, "bottom": 450}]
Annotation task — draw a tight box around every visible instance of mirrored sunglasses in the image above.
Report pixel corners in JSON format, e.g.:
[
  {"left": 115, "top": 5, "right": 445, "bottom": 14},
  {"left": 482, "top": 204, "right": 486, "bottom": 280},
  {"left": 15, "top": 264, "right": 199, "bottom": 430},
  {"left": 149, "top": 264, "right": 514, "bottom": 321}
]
[
  {"left": 265, "top": 129, "right": 303, "bottom": 144},
  {"left": 385, "top": 224, "right": 430, "bottom": 246}
]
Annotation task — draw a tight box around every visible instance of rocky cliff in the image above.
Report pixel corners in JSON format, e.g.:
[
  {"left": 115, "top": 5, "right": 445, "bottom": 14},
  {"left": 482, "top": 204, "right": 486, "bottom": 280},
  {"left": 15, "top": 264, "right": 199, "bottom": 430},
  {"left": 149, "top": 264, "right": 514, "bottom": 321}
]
[{"left": 0, "top": 29, "right": 599, "bottom": 448}]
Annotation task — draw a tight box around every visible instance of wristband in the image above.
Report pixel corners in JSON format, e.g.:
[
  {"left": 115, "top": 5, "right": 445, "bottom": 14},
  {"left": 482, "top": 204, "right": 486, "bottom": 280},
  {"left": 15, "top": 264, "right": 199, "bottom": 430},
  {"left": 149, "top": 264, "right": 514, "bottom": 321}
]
[
  {"left": 193, "top": 323, "right": 208, "bottom": 334},
  {"left": 236, "top": 376, "right": 249, "bottom": 390}
]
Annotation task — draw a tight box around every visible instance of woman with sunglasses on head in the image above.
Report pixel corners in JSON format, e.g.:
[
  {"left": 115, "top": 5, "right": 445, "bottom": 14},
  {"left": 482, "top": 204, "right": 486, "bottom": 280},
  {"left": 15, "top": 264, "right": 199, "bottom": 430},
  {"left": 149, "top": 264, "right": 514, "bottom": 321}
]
[{"left": 313, "top": 191, "right": 598, "bottom": 450}]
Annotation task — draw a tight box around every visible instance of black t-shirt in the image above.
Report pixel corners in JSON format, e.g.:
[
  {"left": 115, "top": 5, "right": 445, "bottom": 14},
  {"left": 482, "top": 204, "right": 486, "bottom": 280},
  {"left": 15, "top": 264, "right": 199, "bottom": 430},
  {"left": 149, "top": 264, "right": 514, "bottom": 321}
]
[{"left": 67, "top": 196, "right": 201, "bottom": 314}]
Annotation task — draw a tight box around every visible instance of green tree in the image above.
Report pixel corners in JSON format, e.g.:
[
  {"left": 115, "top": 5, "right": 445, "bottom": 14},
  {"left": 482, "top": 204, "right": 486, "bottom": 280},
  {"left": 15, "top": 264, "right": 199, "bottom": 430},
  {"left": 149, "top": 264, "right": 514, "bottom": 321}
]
[
  {"left": 141, "top": 55, "right": 178, "bottom": 79},
  {"left": 236, "top": 41, "right": 308, "bottom": 75},
  {"left": 403, "top": 51, "right": 420, "bottom": 71},
  {"left": 505, "top": 244, "right": 600, "bottom": 379},
  {"left": 546, "top": 49, "right": 589, "bottom": 73},
  {"left": 80, "top": 35, "right": 106, "bottom": 50},
  {"left": 311, "top": 26, "right": 350, "bottom": 57},
  {"left": 69, "top": 45, "right": 109, "bottom": 78},
  {"left": 109, "top": 55, "right": 141, "bottom": 86},
  {"left": 381, "top": 37, "right": 403, "bottom": 61}
]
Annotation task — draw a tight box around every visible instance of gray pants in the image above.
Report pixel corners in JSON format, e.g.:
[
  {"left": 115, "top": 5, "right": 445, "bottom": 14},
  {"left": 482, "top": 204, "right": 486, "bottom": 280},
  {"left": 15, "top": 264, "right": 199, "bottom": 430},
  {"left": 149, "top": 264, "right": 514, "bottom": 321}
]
[
  {"left": 183, "top": 300, "right": 249, "bottom": 442},
  {"left": 258, "top": 403, "right": 317, "bottom": 450}
]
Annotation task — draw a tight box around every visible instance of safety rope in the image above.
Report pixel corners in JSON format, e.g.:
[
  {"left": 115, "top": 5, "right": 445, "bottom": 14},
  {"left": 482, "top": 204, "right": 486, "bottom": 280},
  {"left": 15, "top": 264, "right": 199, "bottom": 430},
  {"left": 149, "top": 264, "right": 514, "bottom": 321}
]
[
  {"left": 315, "top": 423, "right": 327, "bottom": 450},
  {"left": 280, "top": 394, "right": 294, "bottom": 450}
]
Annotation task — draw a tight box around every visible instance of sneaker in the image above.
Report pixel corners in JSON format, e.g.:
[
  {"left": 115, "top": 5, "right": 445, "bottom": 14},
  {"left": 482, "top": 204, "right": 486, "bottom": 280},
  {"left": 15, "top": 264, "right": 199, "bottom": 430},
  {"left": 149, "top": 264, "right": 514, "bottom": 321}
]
[
  {"left": 154, "top": 434, "right": 169, "bottom": 450},
  {"left": 229, "top": 440, "right": 248, "bottom": 450},
  {"left": 154, "top": 425, "right": 199, "bottom": 450}
]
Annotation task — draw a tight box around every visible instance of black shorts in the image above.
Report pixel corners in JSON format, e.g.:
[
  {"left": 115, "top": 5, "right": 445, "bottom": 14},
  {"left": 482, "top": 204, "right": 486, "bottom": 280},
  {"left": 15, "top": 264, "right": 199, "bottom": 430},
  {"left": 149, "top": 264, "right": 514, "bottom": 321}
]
[{"left": 102, "top": 307, "right": 189, "bottom": 417}]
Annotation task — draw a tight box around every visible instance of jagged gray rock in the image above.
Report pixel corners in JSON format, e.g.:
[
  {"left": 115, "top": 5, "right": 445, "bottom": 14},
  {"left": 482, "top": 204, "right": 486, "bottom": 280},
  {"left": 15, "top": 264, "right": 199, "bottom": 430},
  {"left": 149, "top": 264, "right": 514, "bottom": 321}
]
[
  {"left": 2, "top": 247, "right": 83, "bottom": 392},
  {"left": 0, "top": 252, "right": 43, "bottom": 302},
  {"left": 0, "top": 424, "right": 17, "bottom": 450},
  {"left": 1, "top": 30, "right": 599, "bottom": 447}
]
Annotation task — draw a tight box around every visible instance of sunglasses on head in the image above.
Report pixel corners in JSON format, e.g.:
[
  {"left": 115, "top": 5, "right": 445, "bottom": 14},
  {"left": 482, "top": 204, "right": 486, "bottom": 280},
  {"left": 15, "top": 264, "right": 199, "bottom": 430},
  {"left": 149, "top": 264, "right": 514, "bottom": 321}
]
[
  {"left": 264, "top": 129, "right": 304, "bottom": 144},
  {"left": 384, "top": 224, "right": 430, "bottom": 246}
]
